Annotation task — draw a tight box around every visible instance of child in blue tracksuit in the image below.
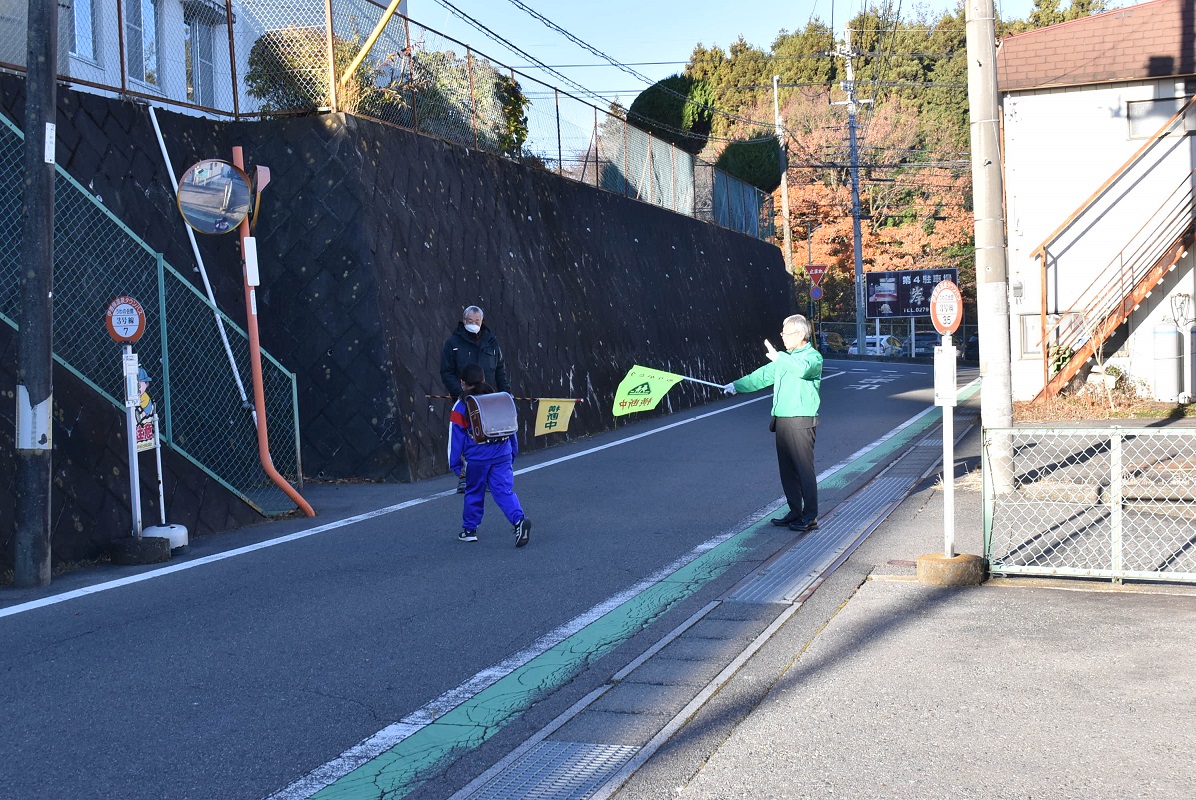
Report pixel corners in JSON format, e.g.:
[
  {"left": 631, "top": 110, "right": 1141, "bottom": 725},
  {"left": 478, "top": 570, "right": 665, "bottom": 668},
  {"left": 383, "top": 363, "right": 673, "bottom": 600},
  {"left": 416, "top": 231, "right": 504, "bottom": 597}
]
[{"left": 449, "top": 363, "right": 531, "bottom": 547}]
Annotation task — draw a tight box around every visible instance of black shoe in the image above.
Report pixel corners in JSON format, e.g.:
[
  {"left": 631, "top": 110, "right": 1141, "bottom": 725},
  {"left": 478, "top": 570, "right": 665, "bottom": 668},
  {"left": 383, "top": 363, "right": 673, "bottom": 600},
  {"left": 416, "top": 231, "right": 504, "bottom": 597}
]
[
  {"left": 457, "top": 475, "right": 466, "bottom": 493},
  {"left": 789, "top": 519, "right": 819, "bottom": 533},
  {"left": 513, "top": 517, "right": 531, "bottom": 548},
  {"left": 771, "top": 514, "right": 801, "bottom": 527},
  {"left": 458, "top": 528, "right": 478, "bottom": 542}
]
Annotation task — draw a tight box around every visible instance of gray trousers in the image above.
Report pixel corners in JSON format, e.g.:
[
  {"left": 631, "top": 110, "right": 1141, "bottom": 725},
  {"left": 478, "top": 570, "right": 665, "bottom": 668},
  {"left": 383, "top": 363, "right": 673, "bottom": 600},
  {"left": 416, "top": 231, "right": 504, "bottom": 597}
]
[{"left": 774, "top": 416, "right": 818, "bottom": 522}]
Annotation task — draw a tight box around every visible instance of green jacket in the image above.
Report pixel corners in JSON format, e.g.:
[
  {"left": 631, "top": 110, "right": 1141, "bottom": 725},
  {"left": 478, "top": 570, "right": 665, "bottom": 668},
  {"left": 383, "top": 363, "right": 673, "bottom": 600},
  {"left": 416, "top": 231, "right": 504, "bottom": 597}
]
[{"left": 732, "top": 343, "right": 823, "bottom": 418}]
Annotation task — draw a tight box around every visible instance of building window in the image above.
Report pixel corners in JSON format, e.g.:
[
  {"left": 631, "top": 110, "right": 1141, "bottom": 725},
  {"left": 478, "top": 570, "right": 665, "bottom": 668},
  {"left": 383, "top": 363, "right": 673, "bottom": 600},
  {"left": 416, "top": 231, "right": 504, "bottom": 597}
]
[
  {"left": 69, "top": 0, "right": 96, "bottom": 61},
  {"left": 126, "top": 0, "right": 159, "bottom": 86},
  {"left": 1127, "top": 96, "right": 1196, "bottom": 139},
  {"left": 1020, "top": 314, "right": 1044, "bottom": 359},
  {"left": 186, "top": 20, "right": 215, "bottom": 106}
]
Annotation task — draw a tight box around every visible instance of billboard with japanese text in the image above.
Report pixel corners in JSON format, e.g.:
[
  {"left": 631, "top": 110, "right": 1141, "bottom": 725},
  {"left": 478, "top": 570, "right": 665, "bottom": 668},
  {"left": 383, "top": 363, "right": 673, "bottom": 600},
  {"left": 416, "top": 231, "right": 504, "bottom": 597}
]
[{"left": 865, "top": 269, "right": 959, "bottom": 318}]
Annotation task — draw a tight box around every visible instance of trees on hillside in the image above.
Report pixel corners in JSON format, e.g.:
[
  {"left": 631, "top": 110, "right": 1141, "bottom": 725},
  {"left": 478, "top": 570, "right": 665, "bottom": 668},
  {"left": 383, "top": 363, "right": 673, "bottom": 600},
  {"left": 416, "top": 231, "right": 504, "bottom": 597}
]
[{"left": 675, "top": 2, "right": 1099, "bottom": 320}]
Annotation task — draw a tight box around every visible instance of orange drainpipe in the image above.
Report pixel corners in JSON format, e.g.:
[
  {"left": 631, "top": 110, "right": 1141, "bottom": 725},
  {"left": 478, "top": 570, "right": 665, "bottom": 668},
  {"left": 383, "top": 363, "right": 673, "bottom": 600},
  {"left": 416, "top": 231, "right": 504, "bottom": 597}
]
[{"left": 232, "top": 146, "right": 315, "bottom": 517}]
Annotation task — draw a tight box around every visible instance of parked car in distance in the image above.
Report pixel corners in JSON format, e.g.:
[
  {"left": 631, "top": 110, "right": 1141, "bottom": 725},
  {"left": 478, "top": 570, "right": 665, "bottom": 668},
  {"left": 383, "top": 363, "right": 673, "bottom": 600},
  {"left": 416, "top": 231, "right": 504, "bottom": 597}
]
[
  {"left": 903, "top": 333, "right": 942, "bottom": 358},
  {"left": 819, "top": 331, "right": 848, "bottom": 354},
  {"left": 847, "top": 335, "right": 903, "bottom": 356},
  {"left": 963, "top": 334, "right": 980, "bottom": 361}
]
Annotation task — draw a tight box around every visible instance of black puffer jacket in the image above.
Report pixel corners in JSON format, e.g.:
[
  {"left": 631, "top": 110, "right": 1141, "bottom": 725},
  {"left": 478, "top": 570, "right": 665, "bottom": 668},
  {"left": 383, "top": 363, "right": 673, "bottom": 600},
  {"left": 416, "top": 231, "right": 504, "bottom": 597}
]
[{"left": 440, "top": 323, "right": 511, "bottom": 396}]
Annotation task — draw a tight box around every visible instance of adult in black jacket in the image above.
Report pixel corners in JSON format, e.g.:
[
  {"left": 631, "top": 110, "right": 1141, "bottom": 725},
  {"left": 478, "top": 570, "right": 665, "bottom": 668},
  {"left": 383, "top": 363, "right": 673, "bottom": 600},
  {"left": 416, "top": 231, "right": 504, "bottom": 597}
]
[
  {"left": 441, "top": 305, "right": 512, "bottom": 397},
  {"left": 441, "top": 305, "right": 511, "bottom": 492}
]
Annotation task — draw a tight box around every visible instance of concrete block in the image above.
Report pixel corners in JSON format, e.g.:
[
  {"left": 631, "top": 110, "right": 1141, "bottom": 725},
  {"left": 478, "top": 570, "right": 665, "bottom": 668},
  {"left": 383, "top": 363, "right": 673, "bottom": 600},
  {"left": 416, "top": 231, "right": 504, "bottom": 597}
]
[
  {"left": 109, "top": 536, "right": 171, "bottom": 566},
  {"left": 916, "top": 552, "right": 987, "bottom": 586}
]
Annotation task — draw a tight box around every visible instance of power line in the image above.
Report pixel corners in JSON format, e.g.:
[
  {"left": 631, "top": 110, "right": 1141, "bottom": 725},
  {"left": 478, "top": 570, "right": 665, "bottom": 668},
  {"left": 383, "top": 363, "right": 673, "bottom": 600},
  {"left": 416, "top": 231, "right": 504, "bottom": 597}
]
[
  {"left": 497, "top": 0, "right": 779, "bottom": 139},
  {"left": 511, "top": 61, "right": 689, "bottom": 69},
  {"left": 427, "top": 0, "right": 760, "bottom": 144}
]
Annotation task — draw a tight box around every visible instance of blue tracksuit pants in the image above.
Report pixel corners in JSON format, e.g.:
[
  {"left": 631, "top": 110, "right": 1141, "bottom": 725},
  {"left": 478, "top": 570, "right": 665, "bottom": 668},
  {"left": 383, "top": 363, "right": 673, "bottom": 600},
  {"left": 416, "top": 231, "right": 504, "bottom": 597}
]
[{"left": 462, "top": 458, "right": 524, "bottom": 530}]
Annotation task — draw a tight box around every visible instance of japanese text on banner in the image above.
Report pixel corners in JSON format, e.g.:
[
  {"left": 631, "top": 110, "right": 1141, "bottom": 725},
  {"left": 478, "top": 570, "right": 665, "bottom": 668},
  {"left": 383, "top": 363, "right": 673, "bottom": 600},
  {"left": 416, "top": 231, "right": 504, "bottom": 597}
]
[
  {"left": 534, "top": 399, "right": 577, "bottom": 436},
  {"left": 612, "top": 365, "right": 685, "bottom": 417}
]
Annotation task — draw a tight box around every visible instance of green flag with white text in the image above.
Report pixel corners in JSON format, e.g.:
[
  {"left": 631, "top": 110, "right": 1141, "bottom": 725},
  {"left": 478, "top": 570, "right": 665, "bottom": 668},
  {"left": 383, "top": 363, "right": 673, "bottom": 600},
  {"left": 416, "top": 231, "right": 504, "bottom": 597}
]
[{"left": 612, "top": 365, "right": 685, "bottom": 416}]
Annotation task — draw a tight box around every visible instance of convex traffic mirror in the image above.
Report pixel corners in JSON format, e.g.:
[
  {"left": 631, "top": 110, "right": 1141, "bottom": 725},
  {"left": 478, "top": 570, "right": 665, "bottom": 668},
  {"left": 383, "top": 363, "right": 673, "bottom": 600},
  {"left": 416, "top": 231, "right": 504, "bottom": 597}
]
[{"left": 176, "top": 159, "right": 251, "bottom": 235}]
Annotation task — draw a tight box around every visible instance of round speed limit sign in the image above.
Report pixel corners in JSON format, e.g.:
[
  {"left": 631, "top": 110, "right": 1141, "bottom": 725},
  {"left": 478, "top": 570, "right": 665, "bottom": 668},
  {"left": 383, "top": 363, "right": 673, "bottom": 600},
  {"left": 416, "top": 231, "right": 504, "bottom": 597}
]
[
  {"left": 105, "top": 296, "right": 147, "bottom": 343},
  {"left": 929, "top": 280, "right": 963, "bottom": 335}
]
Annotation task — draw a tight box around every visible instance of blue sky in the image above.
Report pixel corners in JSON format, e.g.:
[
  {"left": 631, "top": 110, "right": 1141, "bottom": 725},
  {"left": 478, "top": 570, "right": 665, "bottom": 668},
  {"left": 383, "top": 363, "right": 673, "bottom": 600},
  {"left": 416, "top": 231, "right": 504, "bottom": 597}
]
[{"left": 411, "top": 0, "right": 1057, "bottom": 109}]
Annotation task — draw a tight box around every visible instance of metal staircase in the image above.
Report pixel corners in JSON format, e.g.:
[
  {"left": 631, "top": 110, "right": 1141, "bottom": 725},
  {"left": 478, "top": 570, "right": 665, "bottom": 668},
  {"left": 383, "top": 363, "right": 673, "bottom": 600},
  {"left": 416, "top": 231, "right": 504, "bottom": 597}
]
[{"left": 1032, "top": 96, "right": 1196, "bottom": 402}]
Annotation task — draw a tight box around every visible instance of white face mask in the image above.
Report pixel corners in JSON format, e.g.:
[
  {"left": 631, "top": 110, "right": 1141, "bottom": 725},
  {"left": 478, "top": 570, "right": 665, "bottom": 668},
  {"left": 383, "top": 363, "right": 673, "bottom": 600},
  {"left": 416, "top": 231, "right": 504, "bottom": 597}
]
[{"left": 464, "top": 323, "right": 481, "bottom": 334}]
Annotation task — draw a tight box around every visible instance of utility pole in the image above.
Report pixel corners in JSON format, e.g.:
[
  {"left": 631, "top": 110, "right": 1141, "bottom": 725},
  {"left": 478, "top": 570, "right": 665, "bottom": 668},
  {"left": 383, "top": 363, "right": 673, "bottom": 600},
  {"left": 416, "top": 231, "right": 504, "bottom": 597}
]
[
  {"left": 834, "top": 29, "right": 869, "bottom": 355},
  {"left": 966, "top": 0, "right": 1014, "bottom": 490},
  {"left": 15, "top": 0, "right": 59, "bottom": 587},
  {"left": 772, "top": 75, "right": 794, "bottom": 275}
]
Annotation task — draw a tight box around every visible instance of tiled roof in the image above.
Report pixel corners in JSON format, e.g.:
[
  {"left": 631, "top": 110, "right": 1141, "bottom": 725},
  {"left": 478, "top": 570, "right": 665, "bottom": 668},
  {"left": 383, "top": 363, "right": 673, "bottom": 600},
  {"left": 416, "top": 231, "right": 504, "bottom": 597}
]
[{"left": 997, "top": 0, "right": 1196, "bottom": 92}]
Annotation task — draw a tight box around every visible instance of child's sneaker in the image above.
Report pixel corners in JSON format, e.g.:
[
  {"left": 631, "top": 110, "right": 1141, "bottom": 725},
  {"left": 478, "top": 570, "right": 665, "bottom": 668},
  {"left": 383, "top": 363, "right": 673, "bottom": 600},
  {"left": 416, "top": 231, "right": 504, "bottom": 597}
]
[
  {"left": 513, "top": 517, "right": 531, "bottom": 548},
  {"left": 458, "top": 528, "right": 478, "bottom": 542}
]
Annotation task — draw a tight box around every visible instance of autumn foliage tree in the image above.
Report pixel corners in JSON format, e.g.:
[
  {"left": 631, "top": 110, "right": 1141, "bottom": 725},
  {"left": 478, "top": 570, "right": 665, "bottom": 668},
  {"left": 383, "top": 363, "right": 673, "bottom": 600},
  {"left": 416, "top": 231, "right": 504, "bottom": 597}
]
[{"left": 680, "top": 2, "right": 1094, "bottom": 321}]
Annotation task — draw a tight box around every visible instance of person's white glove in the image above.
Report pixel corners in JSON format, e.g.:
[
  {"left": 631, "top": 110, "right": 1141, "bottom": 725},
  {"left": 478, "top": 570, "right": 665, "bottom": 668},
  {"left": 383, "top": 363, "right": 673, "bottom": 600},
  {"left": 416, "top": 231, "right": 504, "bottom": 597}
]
[
  {"left": 764, "top": 339, "right": 779, "bottom": 362},
  {"left": 722, "top": 383, "right": 737, "bottom": 395}
]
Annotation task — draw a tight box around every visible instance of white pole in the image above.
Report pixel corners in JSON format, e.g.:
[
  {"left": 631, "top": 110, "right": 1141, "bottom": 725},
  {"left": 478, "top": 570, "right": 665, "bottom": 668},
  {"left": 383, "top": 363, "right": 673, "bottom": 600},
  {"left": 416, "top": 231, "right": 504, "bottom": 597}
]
[
  {"left": 942, "top": 332, "right": 955, "bottom": 557},
  {"left": 152, "top": 416, "right": 166, "bottom": 526},
  {"left": 148, "top": 105, "right": 254, "bottom": 423},
  {"left": 123, "top": 346, "right": 143, "bottom": 538},
  {"left": 683, "top": 376, "right": 728, "bottom": 389},
  {"left": 966, "top": 0, "right": 1014, "bottom": 492},
  {"left": 773, "top": 75, "right": 793, "bottom": 274}
]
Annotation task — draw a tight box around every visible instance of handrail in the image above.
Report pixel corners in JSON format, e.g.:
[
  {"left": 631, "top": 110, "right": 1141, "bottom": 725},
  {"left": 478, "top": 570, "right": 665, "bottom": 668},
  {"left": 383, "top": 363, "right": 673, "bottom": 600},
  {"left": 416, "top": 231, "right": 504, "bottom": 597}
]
[
  {"left": 1046, "top": 171, "right": 1195, "bottom": 344},
  {"left": 1037, "top": 166, "right": 1196, "bottom": 395},
  {"left": 1031, "top": 94, "right": 1196, "bottom": 261}
]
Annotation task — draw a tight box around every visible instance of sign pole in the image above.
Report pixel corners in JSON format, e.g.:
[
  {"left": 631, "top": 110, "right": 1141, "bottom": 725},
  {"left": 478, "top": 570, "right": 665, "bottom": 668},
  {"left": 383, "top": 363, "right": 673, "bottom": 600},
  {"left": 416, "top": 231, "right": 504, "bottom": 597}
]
[
  {"left": 942, "top": 332, "right": 955, "bottom": 558},
  {"left": 929, "top": 280, "right": 963, "bottom": 559},
  {"left": 122, "top": 345, "right": 144, "bottom": 538},
  {"left": 106, "top": 296, "right": 149, "bottom": 538}
]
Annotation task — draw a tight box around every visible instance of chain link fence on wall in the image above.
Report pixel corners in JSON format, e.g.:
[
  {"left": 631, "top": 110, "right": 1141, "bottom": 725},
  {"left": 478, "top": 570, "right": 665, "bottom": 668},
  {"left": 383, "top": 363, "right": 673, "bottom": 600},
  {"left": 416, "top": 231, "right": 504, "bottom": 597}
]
[
  {"left": 0, "top": 110, "right": 301, "bottom": 516},
  {"left": 984, "top": 427, "right": 1196, "bottom": 584},
  {"left": 5, "top": 0, "right": 772, "bottom": 242}
]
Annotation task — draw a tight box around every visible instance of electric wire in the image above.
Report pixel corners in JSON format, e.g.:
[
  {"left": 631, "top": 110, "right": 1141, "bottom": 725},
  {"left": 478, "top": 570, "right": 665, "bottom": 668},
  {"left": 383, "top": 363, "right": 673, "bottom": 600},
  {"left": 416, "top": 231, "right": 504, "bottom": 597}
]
[{"left": 497, "top": 0, "right": 780, "bottom": 141}]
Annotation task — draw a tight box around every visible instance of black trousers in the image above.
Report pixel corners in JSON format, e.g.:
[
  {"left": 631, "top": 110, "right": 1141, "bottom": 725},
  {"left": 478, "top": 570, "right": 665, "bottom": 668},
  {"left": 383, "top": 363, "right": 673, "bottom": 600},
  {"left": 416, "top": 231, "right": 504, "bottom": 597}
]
[{"left": 774, "top": 416, "right": 818, "bottom": 522}]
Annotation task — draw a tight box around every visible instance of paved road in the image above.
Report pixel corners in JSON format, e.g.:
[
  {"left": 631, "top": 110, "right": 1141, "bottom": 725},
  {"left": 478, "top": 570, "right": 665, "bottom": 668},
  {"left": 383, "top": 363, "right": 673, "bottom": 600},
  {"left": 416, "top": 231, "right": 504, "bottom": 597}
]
[{"left": 0, "top": 359, "right": 953, "bottom": 800}]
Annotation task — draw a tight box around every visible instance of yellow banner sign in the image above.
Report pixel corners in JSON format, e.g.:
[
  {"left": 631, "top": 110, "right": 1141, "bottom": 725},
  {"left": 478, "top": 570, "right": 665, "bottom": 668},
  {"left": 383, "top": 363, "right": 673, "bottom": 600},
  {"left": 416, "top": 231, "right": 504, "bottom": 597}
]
[
  {"left": 534, "top": 399, "right": 577, "bottom": 436},
  {"left": 612, "top": 365, "right": 685, "bottom": 417}
]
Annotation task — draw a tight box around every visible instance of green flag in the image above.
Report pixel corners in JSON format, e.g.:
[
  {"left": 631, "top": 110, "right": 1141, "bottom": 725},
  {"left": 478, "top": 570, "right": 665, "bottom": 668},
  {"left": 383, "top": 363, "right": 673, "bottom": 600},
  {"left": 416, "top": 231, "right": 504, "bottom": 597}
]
[{"left": 612, "top": 365, "right": 686, "bottom": 416}]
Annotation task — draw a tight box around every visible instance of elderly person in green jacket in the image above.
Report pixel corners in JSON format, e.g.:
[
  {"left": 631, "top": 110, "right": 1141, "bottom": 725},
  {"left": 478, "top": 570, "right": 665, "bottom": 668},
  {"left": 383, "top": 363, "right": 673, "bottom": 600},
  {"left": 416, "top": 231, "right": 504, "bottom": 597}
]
[{"left": 723, "top": 314, "right": 824, "bottom": 533}]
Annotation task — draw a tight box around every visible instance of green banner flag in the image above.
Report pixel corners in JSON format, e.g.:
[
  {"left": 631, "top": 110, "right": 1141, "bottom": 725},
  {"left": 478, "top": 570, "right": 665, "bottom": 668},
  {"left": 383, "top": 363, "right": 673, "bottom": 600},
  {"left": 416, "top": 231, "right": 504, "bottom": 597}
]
[{"left": 612, "top": 365, "right": 686, "bottom": 416}]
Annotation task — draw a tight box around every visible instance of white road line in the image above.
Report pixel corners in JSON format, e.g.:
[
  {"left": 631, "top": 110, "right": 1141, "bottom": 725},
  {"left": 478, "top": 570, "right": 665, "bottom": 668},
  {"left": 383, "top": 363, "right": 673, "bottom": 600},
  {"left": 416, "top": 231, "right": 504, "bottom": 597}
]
[{"left": 0, "top": 377, "right": 849, "bottom": 620}]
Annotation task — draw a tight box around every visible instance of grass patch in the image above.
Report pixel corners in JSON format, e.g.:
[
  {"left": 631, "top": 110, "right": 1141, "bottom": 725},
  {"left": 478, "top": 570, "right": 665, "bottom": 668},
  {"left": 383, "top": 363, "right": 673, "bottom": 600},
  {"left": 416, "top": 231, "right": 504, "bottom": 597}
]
[{"left": 1015, "top": 394, "right": 1196, "bottom": 423}]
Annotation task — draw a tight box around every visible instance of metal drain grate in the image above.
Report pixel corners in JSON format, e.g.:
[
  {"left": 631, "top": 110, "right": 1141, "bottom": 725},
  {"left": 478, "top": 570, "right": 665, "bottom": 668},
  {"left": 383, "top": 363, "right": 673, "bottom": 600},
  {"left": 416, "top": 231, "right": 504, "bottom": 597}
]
[
  {"left": 463, "top": 740, "right": 638, "bottom": 800},
  {"left": 731, "top": 475, "right": 914, "bottom": 603}
]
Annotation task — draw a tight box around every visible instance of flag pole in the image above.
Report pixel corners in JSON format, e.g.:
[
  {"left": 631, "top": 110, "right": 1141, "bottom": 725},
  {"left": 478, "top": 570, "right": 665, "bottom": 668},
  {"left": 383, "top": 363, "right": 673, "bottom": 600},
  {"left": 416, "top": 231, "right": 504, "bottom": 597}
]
[{"left": 682, "top": 377, "right": 727, "bottom": 388}]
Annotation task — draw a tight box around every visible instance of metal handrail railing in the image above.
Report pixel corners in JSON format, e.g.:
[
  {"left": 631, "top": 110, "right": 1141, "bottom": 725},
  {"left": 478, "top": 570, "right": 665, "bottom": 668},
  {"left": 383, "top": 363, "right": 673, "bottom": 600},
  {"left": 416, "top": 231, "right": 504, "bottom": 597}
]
[
  {"left": 1035, "top": 94, "right": 1196, "bottom": 393},
  {"left": 1046, "top": 169, "right": 1196, "bottom": 355},
  {"left": 1031, "top": 94, "right": 1196, "bottom": 262}
]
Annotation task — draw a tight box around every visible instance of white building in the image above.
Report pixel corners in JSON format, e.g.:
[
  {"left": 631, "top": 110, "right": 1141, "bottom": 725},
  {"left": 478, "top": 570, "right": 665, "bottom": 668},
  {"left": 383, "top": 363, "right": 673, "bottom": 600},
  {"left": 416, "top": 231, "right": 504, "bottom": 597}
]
[
  {"left": 998, "top": 0, "right": 1196, "bottom": 402},
  {"left": 0, "top": 0, "right": 408, "bottom": 116}
]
